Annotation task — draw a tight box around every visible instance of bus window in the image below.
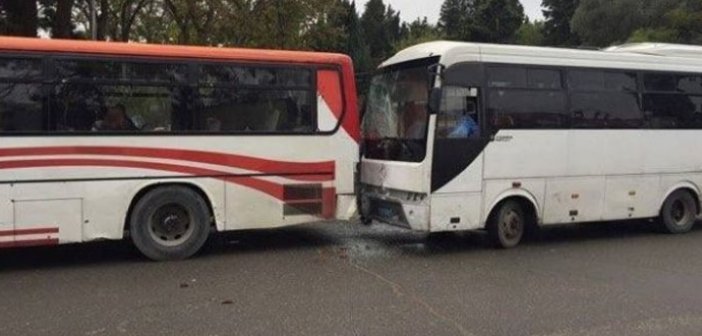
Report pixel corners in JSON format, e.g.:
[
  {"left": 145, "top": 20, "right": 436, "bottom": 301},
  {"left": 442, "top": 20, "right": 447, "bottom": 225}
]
[
  {"left": 0, "top": 83, "right": 46, "bottom": 132},
  {"left": 437, "top": 86, "right": 480, "bottom": 139}
]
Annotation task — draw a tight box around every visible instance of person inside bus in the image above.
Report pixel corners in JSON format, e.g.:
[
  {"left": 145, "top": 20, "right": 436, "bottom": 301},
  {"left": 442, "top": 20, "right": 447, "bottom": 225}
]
[
  {"left": 447, "top": 99, "right": 479, "bottom": 138},
  {"left": 93, "top": 104, "right": 138, "bottom": 131},
  {"left": 448, "top": 113, "right": 479, "bottom": 138}
]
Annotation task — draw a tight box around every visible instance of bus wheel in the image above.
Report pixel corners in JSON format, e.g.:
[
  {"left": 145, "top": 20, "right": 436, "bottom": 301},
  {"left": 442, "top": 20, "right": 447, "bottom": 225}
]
[
  {"left": 130, "top": 186, "right": 211, "bottom": 261},
  {"left": 487, "top": 200, "right": 525, "bottom": 249},
  {"left": 659, "top": 190, "right": 698, "bottom": 234}
]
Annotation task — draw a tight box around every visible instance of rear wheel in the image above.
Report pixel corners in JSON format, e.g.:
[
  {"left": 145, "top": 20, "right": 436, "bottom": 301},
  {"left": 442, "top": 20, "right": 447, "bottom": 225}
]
[
  {"left": 130, "top": 186, "right": 211, "bottom": 261},
  {"left": 659, "top": 190, "right": 698, "bottom": 234},
  {"left": 487, "top": 200, "right": 525, "bottom": 249}
]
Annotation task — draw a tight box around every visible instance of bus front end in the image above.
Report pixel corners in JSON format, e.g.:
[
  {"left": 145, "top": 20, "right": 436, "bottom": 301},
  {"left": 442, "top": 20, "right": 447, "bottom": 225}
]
[{"left": 359, "top": 58, "right": 439, "bottom": 231}]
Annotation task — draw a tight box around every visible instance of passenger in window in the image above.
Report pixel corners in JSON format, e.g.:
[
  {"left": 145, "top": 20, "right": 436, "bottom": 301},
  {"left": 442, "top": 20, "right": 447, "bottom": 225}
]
[
  {"left": 93, "top": 104, "right": 138, "bottom": 131},
  {"left": 448, "top": 112, "right": 479, "bottom": 138}
]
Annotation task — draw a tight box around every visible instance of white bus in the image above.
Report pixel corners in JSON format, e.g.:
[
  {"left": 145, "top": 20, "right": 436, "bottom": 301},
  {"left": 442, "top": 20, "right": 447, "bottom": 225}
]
[
  {"left": 0, "top": 37, "right": 359, "bottom": 260},
  {"left": 360, "top": 41, "right": 702, "bottom": 248}
]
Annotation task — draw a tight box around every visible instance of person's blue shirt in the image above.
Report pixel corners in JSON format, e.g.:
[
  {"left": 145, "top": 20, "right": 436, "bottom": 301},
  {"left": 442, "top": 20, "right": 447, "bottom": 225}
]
[{"left": 448, "top": 115, "right": 479, "bottom": 138}]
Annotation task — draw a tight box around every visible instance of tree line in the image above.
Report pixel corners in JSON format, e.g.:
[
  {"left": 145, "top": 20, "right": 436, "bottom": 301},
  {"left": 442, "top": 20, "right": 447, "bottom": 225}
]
[{"left": 1, "top": 0, "right": 701, "bottom": 75}]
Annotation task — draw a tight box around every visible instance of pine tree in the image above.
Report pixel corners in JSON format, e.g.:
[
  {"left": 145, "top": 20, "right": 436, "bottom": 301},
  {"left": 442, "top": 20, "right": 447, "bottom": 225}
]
[
  {"left": 439, "top": 0, "right": 524, "bottom": 43},
  {"left": 542, "top": 0, "right": 580, "bottom": 46}
]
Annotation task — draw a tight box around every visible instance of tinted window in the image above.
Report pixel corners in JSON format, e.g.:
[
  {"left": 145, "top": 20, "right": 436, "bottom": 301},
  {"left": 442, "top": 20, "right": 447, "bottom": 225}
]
[
  {"left": 571, "top": 92, "right": 643, "bottom": 129},
  {"left": 437, "top": 86, "right": 480, "bottom": 138},
  {"left": 0, "top": 58, "right": 42, "bottom": 80},
  {"left": 489, "top": 67, "right": 527, "bottom": 88},
  {"left": 194, "top": 88, "right": 314, "bottom": 132},
  {"left": 529, "top": 69, "right": 561, "bottom": 89},
  {"left": 569, "top": 70, "right": 637, "bottom": 92},
  {"left": 644, "top": 94, "right": 702, "bottom": 129},
  {"left": 56, "top": 60, "right": 187, "bottom": 83},
  {"left": 200, "top": 65, "right": 312, "bottom": 88},
  {"left": 488, "top": 90, "right": 567, "bottom": 129},
  {"left": 677, "top": 76, "right": 702, "bottom": 94},
  {"left": 0, "top": 83, "right": 46, "bottom": 132},
  {"left": 52, "top": 83, "right": 183, "bottom": 132},
  {"left": 644, "top": 73, "right": 702, "bottom": 94}
]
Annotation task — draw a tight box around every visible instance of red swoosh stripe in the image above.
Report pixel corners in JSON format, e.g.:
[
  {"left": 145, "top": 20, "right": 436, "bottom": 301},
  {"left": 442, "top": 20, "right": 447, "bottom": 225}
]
[
  {"left": 0, "top": 227, "right": 59, "bottom": 237},
  {"left": 0, "top": 158, "right": 297, "bottom": 199},
  {"left": 0, "top": 146, "right": 335, "bottom": 179},
  {"left": 0, "top": 239, "right": 60, "bottom": 248}
]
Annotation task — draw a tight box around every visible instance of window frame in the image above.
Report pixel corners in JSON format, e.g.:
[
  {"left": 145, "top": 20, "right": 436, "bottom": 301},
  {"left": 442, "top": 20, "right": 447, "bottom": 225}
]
[
  {"left": 484, "top": 63, "right": 569, "bottom": 132},
  {"left": 0, "top": 52, "right": 347, "bottom": 137}
]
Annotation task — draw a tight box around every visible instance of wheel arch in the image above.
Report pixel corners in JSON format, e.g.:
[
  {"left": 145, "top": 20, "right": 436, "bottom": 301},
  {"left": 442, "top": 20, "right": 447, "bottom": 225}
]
[
  {"left": 659, "top": 181, "right": 701, "bottom": 215},
  {"left": 123, "top": 181, "right": 220, "bottom": 235},
  {"left": 483, "top": 189, "right": 541, "bottom": 228}
]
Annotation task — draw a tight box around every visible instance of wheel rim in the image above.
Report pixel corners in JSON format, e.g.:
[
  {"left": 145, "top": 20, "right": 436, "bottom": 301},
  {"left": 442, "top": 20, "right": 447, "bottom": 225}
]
[
  {"left": 500, "top": 210, "right": 523, "bottom": 242},
  {"left": 149, "top": 203, "right": 195, "bottom": 247},
  {"left": 671, "top": 199, "right": 690, "bottom": 226}
]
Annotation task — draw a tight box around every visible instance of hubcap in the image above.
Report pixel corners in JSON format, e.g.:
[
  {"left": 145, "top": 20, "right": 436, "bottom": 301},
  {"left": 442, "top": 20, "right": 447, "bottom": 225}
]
[
  {"left": 671, "top": 199, "right": 688, "bottom": 225},
  {"left": 500, "top": 210, "right": 522, "bottom": 241},
  {"left": 149, "top": 203, "right": 195, "bottom": 246}
]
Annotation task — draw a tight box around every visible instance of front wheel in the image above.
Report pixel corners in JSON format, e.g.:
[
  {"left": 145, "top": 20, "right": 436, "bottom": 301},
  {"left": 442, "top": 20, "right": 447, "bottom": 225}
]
[
  {"left": 130, "top": 186, "right": 212, "bottom": 261},
  {"left": 487, "top": 200, "right": 525, "bottom": 249},
  {"left": 659, "top": 190, "right": 698, "bottom": 234}
]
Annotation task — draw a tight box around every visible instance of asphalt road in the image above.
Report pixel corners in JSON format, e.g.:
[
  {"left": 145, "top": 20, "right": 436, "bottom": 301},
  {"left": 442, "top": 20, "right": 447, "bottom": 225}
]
[{"left": 3, "top": 220, "right": 702, "bottom": 336}]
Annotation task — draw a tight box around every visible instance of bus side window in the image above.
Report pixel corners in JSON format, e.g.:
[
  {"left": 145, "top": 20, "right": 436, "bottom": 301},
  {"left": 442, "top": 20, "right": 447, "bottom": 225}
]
[{"left": 436, "top": 86, "right": 480, "bottom": 139}]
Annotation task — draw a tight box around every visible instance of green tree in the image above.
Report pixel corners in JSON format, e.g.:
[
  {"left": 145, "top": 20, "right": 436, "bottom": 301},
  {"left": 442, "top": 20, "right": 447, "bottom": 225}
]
[
  {"left": 514, "top": 19, "right": 545, "bottom": 46},
  {"left": 571, "top": 0, "right": 681, "bottom": 47},
  {"left": 1, "top": 0, "right": 38, "bottom": 37},
  {"left": 438, "top": 0, "right": 475, "bottom": 40},
  {"left": 395, "top": 17, "right": 443, "bottom": 51},
  {"left": 439, "top": 0, "right": 524, "bottom": 43},
  {"left": 361, "top": 0, "right": 401, "bottom": 66},
  {"left": 629, "top": 0, "right": 702, "bottom": 44},
  {"left": 541, "top": 0, "right": 579, "bottom": 46}
]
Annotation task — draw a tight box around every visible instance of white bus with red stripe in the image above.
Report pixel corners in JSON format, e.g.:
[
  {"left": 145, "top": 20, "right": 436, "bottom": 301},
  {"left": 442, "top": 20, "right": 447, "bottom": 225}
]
[{"left": 0, "top": 37, "right": 359, "bottom": 260}]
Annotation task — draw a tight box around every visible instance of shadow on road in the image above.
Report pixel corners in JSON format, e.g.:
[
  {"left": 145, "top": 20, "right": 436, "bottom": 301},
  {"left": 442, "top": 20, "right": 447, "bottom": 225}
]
[
  {"left": 0, "top": 224, "right": 340, "bottom": 271},
  {"left": 1, "top": 219, "right": 701, "bottom": 271}
]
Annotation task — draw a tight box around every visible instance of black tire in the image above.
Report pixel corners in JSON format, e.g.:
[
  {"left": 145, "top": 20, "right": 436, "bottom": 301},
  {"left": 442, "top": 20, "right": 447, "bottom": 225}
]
[
  {"left": 130, "top": 186, "right": 211, "bottom": 261},
  {"left": 487, "top": 200, "right": 525, "bottom": 249},
  {"left": 659, "top": 190, "right": 698, "bottom": 234}
]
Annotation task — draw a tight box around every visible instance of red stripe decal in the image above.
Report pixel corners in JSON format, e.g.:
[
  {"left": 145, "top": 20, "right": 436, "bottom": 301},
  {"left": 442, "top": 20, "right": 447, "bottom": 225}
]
[
  {"left": 322, "top": 187, "right": 336, "bottom": 219},
  {"left": 0, "top": 146, "right": 335, "bottom": 179},
  {"left": 0, "top": 238, "right": 59, "bottom": 248},
  {"left": 0, "top": 158, "right": 334, "bottom": 200},
  {"left": 318, "top": 69, "right": 360, "bottom": 143},
  {"left": 0, "top": 227, "right": 59, "bottom": 237}
]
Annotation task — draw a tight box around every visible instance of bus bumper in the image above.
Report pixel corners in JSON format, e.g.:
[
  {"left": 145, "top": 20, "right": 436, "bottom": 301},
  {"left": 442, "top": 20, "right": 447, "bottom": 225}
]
[{"left": 360, "top": 185, "right": 430, "bottom": 231}]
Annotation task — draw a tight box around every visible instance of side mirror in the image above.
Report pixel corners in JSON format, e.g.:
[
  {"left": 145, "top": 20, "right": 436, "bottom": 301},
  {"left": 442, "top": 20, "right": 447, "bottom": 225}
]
[{"left": 428, "top": 88, "right": 442, "bottom": 114}]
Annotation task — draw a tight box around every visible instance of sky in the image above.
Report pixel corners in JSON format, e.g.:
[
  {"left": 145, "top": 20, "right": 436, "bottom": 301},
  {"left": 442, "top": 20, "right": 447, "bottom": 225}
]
[{"left": 356, "top": 0, "right": 544, "bottom": 23}]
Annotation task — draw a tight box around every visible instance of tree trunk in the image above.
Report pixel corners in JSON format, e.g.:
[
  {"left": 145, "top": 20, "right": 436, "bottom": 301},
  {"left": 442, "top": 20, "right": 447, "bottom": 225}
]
[
  {"left": 4, "top": 0, "right": 38, "bottom": 37},
  {"left": 53, "top": 0, "right": 75, "bottom": 39}
]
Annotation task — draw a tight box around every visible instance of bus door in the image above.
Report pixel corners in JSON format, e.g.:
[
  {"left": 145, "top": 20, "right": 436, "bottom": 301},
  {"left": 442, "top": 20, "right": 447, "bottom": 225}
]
[{"left": 430, "top": 86, "right": 488, "bottom": 230}]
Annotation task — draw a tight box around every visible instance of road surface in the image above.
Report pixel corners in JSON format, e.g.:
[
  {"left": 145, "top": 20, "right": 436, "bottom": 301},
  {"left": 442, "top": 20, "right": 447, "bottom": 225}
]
[{"left": 2, "top": 220, "right": 702, "bottom": 336}]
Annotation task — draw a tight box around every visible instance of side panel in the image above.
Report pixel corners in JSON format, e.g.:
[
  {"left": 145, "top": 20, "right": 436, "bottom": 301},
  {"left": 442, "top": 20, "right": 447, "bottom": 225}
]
[
  {"left": 604, "top": 176, "right": 661, "bottom": 220},
  {"left": 543, "top": 177, "right": 605, "bottom": 224},
  {"left": 13, "top": 198, "right": 80, "bottom": 245}
]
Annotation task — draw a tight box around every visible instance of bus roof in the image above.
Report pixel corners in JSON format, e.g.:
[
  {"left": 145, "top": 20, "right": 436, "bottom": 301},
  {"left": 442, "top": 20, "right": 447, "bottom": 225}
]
[
  {"left": 0, "top": 36, "right": 352, "bottom": 66},
  {"left": 382, "top": 40, "right": 702, "bottom": 73}
]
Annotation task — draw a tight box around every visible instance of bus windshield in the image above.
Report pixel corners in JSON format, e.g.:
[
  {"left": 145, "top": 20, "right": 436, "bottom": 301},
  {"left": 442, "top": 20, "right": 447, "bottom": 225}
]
[{"left": 362, "top": 61, "right": 434, "bottom": 162}]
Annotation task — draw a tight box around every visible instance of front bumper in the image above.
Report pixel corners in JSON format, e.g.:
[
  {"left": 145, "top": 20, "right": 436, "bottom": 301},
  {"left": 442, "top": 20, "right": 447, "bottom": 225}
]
[{"left": 360, "top": 185, "right": 430, "bottom": 231}]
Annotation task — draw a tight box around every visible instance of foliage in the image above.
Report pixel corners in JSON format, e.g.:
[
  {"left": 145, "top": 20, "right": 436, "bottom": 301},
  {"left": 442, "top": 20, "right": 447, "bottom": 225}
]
[
  {"left": 541, "top": 0, "right": 579, "bottom": 46},
  {"left": 514, "top": 19, "right": 545, "bottom": 46},
  {"left": 571, "top": 0, "right": 684, "bottom": 47},
  {"left": 395, "top": 17, "right": 444, "bottom": 52},
  {"left": 439, "top": 0, "right": 524, "bottom": 43}
]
